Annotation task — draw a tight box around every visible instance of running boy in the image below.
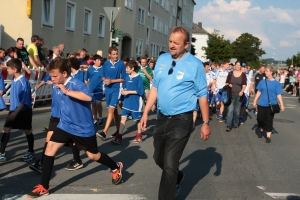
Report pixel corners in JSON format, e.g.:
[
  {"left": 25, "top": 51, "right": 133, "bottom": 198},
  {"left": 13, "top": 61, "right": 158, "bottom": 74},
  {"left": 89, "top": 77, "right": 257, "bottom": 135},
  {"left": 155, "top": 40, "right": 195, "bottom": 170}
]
[
  {"left": 96, "top": 47, "right": 126, "bottom": 141},
  {"left": 27, "top": 58, "right": 123, "bottom": 198},
  {"left": 0, "top": 58, "right": 34, "bottom": 162},
  {"left": 85, "top": 54, "right": 104, "bottom": 126},
  {"left": 111, "top": 60, "right": 144, "bottom": 144}
]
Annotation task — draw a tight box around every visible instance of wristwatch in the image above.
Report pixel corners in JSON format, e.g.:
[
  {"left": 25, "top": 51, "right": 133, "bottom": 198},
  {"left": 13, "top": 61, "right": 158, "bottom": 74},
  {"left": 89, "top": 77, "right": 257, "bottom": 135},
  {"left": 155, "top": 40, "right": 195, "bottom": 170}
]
[{"left": 202, "top": 120, "right": 210, "bottom": 125}]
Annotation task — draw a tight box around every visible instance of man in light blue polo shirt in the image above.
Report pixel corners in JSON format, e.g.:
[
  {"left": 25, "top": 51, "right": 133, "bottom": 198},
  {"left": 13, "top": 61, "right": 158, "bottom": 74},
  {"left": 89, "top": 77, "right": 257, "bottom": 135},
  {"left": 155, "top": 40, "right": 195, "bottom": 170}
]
[{"left": 140, "top": 27, "right": 211, "bottom": 200}]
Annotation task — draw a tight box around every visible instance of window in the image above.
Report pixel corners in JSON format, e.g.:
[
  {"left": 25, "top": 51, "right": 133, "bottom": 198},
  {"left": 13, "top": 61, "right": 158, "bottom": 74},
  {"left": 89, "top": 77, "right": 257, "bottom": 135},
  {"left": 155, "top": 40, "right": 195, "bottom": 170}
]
[
  {"left": 164, "top": 22, "right": 168, "bottom": 35},
  {"left": 148, "top": 0, "right": 152, "bottom": 11},
  {"left": 66, "top": 1, "right": 76, "bottom": 31},
  {"left": 152, "top": 15, "right": 157, "bottom": 30},
  {"left": 98, "top": 14, "right": 106, "bottom": 38},
  {"left": 83, "top": 8, "right": 92, "bottom": 35},
  {"left": 138, "top": 7, "right": 145, "bottom": 25},
  {"left": 42, "top": 0, "right": 55, "bottom": 26},
  {"left": 146, "top": 27, "right": 150, "bottom": 46},
  {"left": 155, "top": 0, "right": 159, "bottom": 3},
  {"left": 125, "top": 0, "right": 133, "bottom": 10},
  {"left": 160, "top": 0, "right": 164, "bottom": 7},
  {"left": 165, "top": 0, "right": 170, "bottom": 11},
  {"left": 136, "top": 39, "right": 143, "bottom": 56},
  {"left": 151, "top": 43, "right": 157, "bottom": 58}
]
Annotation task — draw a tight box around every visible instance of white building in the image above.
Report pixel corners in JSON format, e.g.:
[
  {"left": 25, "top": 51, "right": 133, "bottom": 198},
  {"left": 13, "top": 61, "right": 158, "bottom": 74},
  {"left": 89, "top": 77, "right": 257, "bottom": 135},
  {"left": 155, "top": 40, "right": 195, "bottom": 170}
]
[{"left": 192, "top": 22, "right": 209, "bottom": 62}]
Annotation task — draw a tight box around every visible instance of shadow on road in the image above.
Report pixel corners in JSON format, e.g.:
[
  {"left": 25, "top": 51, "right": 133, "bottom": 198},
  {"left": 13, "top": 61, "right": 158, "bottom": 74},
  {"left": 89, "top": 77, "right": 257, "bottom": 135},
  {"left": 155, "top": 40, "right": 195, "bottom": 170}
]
[{"left": 176, "top": 147, "right": 222, "bottom": 199}]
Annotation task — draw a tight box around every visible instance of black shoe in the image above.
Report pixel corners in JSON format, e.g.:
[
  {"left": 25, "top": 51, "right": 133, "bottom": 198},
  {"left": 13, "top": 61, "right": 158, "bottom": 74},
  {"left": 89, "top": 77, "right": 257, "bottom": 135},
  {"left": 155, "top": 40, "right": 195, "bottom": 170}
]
[
  {"left": 97, "top": 118, "right": 104, "bottom": 126},
  {"left": 96, "top": 131, "right": 106, "bottom": 141},
  {"left": 65, "top": 160, "right": 83, "bottom": 171},
  {"left": 225, "top": 125, "right": 231, "bottom": 132},
  {"left": 233, "top": 125, "right": 239, "bottom": 129},
  {"left": 29, "top": 159, "right": 42, "bottom": 174},
  {"left": 175, "top": 171, "right": 185, "bottom": 197},
  {"left": 266, "top": 137, "right": 271, "bottom": 143},
  {"left": 258, "top": 130, "right": 263, "bottom": 138},
  {"left": 110, "top": 130, "right": 119, "bottom": 138}
]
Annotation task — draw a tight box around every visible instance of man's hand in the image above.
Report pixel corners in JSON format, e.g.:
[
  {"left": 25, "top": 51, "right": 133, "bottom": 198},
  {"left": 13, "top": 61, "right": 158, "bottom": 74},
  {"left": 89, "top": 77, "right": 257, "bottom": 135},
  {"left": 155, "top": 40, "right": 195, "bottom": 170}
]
[
  {"left": 140, "top": 114, "right": 148, "bottom": 131},
  {"left": 200, "top": 124, "right": 210, "bottom": 141}
]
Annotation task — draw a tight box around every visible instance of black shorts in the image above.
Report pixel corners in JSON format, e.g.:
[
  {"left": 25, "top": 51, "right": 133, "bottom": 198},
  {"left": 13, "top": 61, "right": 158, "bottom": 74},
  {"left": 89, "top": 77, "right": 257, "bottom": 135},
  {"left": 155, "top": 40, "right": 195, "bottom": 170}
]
[
  {"left": 50, "top": 128, "right": 99, "bottom": 154},
  {"left": 48, "top": 116, "right": 60, "bottom": 131},
  {"left": 4, "top": 108, "right": 32, "bottom": 130}
]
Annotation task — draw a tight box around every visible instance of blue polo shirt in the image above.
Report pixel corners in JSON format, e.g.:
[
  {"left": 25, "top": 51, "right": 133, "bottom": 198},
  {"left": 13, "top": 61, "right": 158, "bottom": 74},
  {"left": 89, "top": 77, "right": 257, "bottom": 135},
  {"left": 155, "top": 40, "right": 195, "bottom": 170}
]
[
  {"left": 257, "top": 79, "right": 282, "bottom": 107},
  {"left": 101, "top": 60, "right": 126, "bottom": 90},
  {"left": 152, "top": 52, "right": 207, "bottom": 116},
  {"left": 9, "top": 75, "right": 32, "bottom": 111},
  {"left": 84, "top": 65, "right": 103, "bottom": 94},
  {"left": 71, "top": 70, "right": 84, "bottom": 83},
  {"left": 57, "top": 77, "right": 94, "bottom": 137}
]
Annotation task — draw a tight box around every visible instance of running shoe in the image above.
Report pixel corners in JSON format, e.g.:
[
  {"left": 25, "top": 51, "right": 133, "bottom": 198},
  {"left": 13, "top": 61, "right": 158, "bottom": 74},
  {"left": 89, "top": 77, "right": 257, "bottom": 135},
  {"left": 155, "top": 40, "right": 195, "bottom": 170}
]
[
  {"left": 239, "top": 116, "right": 244, "bottom": 125},
  {"left": 111, "top": 133, "right": 122, "bottom": 145},
  {"left": 0, "top": 153, "right": 6, "bottom": 162},
  {"left": 266, "top": 137, "right": 271, "bottom": 143},
  {"left": 29, "top": 159, "right": 42, "bottom": 174},
  {"left": 97, "top": 118, "right": 104, "bottom": 126},
  {"left": 96, "top": 131, "right": 106, "bottom": 141},
  {"left": 22, "top": 151, "right": 36, "bottom": 161},
  {"left": 133, "top": 133, "right": 142, "bottom": 143},
  {"left": 111, "top": 162, "right": 123, "bottom": 185},
  {"left": 27, "top": 184, "right": 49, "bottom": 198},
  {"left": 218, "top": 114, "right": 223, "bottom": 122},
  {"left": 65, "top": 160, "right": 83, "bottom": 171},
  {"left": 110, "top": 130, "right": 119, "bottom": 138},
  {"left": 225, "top": 125, "right": 231, "bottom": 132},
  {"left": 93, "top": 119, "right": 98, "bottom": 125}
]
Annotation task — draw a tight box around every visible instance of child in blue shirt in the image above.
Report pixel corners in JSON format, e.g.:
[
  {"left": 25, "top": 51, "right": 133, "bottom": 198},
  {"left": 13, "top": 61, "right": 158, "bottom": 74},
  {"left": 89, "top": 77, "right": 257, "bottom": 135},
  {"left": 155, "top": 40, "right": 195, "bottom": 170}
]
[
  {"left": 0, "top": 58, "right": 34, "bottom": 162},
  {"left": 69, "top": 57, "right": 84, "bottom": 82},
  {"left": 84, "top": 54, "right": 104, "bottom": 126},
  {"left": 27, "top": 58, "right": 123, "bottom": 198},
  {"left": 111, "top": 60, "right": 144, "bottom": 144},
  {"left": 0, "top": 74, "right": 7, "bottom": 111}
]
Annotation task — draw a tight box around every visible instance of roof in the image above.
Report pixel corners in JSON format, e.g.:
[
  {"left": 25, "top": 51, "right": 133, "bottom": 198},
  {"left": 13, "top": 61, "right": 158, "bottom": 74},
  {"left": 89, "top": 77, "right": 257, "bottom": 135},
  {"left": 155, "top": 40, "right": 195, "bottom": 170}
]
[{"left": 192, "top": 23, "right": 209, "bottom": 34}]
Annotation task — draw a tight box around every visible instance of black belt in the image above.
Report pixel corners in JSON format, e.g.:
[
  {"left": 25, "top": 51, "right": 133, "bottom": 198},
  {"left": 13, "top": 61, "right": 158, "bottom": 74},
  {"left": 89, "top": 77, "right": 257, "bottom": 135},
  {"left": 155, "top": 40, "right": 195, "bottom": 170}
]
[{"left": 159, "top": 111, "right": 193, "bottom": 118}]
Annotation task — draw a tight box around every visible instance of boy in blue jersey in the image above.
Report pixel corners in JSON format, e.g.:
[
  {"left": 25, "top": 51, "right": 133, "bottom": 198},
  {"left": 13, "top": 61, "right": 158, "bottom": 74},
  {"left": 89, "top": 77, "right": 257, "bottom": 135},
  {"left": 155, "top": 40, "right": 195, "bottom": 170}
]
[
  {"left": 69, "top": 57, "right": 84, "bottom": 82},
  {"left": 96, "top": 47, "right": 126, "bottom": 141},
  {"left": 0, "top": 59, "right": 35, "bottom": 162},
  {"left": 27, "top": 58, "right": 123, "bottom": 198},
  {"left": 30, "top": 72, "right": 83, "bottom": 173},
  {"left": 111, "top": 60, "right": 144, "bottom": 144},
  {"left": 85, "top": 54, "right": 104, "bottom": 126}
]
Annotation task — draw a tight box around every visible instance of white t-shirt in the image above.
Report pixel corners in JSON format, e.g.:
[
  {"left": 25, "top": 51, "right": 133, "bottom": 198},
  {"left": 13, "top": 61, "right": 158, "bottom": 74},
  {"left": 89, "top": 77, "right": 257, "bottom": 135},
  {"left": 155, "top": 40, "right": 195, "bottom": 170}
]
[
  {"left": 214, "top": 68, "right": 229, "bottom": 91},
  {"left": 279, "top": 74, "right": 285, "bottom": 84}
]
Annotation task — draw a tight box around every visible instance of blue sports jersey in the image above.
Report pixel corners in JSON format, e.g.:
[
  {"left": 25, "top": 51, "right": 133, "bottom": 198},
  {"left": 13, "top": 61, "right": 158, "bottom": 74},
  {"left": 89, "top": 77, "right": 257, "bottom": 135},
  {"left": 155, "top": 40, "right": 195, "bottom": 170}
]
[
  {"left": 9, "top": 75, "right": 32, "bottom": 111},
  {"left": 122, "top": 73, "right": 144, "bottom": 112},
  {"left": 84, "top": 65, "right": 103, "bottom": 93},
  {"left": 43, "top": 74, "right": 51, "bottom": 82},
  {"left": 257, "top": 79, "right": 282, "bottom": 107},
  {"left": 101, "top": 60, "right": 126, "bottom": 90},
  {"left": 57, "top": 77, "right": 94, "bottom": 137},
  {"left": 0, "top": 74, "right": 6, "bottom": 110},
  {"left": 152, "top": 52, "right": 207, "bottom": 116},
  {"left": 71, "top": 70, "right": 84, "bottom": 82}
]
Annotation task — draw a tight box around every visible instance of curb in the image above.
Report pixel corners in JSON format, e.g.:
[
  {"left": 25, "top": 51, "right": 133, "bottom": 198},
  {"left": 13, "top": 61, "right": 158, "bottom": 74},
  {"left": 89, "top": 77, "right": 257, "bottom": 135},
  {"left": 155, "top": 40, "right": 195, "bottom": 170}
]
[{"left": 0, "top": 106, "right": 51, "bottom": 120}]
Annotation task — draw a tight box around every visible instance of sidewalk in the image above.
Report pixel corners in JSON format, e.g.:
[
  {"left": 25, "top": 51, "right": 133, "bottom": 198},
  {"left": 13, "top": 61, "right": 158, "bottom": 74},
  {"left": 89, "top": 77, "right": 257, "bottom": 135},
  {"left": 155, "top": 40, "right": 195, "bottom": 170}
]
[{"left": 0, "top": 105, "right": 51, "bottom": 119}]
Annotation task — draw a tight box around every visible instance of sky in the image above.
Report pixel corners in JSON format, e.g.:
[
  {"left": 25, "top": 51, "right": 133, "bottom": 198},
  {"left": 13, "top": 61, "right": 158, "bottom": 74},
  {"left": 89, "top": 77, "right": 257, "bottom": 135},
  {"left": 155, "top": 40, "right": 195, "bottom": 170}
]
[{"left": 193, "top": 0, "right": 300, "bottom": 61}]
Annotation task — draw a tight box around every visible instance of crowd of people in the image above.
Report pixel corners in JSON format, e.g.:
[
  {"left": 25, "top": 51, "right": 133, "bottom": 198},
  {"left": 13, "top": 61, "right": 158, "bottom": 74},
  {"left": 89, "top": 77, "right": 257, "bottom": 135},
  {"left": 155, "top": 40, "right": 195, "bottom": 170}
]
[{"left": 0, "top": 28, "right": 295, "bottom": 199}]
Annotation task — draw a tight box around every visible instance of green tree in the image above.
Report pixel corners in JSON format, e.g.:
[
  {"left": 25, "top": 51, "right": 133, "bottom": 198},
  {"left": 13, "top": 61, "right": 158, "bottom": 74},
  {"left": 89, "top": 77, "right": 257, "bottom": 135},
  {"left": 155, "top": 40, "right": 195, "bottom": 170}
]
[
  {"left": 202, "top": 30, "right": 233, "bottom": 63},
  {"left": 286, "top": 53, "right": 300, "bottom": 67},
  {"left": 232, "top": 33, "right": 265, "bottom": 68}
]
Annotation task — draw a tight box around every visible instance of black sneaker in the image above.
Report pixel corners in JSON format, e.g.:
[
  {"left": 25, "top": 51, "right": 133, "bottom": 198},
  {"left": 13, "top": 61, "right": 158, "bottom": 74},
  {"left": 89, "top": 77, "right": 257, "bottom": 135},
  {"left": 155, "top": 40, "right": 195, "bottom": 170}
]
[
  {"left": 97, "top": 118, "right": 104, "bottom": 126},
  {"left": 96, "top": 131, "right": 106, "bottom": 141},
  {"left": 65, "top": 160, "right": 83, "bottom": 171},
  {"left": 266, "top": 137, "right": 271, "bottom": 143},
  {"left": 29, "top": 159, "right": 42, "bottom": 174},
  {"left": 175, "top": 171, "right": 185, "bottom": 197},
  {"left": 110, "top": 130, "right": 119, "bottom": 138},
  {"left": 225, "top": 125, "right": 231, "bottom": 132}
]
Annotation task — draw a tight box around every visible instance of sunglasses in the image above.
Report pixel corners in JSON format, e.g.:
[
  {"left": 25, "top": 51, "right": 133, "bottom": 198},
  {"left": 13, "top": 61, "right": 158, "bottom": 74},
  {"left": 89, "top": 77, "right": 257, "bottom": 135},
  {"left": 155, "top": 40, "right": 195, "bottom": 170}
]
[{"left": 168, "top": 61, "right": 176, "bottom": 75}]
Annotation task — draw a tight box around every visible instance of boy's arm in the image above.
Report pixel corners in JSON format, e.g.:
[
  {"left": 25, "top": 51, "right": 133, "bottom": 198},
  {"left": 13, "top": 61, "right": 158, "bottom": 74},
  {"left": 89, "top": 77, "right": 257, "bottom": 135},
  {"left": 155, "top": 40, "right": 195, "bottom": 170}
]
[
  {"left": 122, "top": 90, "right": 137, "bottom": 95},
  {"left": 56, "top": 84, "right": 92, "bottom": 102},
  {"left": 8, "top": 103, "right": 25, "bottom": 121}
]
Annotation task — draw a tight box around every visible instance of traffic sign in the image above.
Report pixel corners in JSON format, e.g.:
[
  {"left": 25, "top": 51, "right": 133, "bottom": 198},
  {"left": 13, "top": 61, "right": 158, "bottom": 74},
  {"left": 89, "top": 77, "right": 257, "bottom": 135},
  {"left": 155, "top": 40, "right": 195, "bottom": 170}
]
[{"left": 103, "top": 7, "right": 121, "bottom": 22}]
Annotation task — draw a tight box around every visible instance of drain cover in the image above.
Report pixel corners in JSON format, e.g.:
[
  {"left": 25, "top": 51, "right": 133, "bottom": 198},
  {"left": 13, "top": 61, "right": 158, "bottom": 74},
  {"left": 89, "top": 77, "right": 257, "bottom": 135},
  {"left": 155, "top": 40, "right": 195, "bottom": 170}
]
[{"left": 273, "top": 118, "right": 294, "bottom": 123}]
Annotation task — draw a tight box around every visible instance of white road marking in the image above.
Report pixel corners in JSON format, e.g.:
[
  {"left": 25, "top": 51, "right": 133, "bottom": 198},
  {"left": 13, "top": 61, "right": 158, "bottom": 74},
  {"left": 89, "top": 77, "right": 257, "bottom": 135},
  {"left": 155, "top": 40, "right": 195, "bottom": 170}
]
[
  {"left": 264, "top": 192, "right": 300, "bottom": 199},
  {"left": 257, "top": 186, "right": 266, "bottom": 190},
  {"left": 2, "top": 194, "right": 147, "bottom": 200}
]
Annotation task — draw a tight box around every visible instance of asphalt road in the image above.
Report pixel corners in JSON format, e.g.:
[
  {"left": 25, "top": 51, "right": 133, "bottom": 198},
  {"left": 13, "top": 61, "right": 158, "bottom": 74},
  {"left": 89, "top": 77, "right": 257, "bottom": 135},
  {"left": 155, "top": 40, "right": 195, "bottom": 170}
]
[{"left": 1, "top": 94, "right": 300, "bottom": 200}]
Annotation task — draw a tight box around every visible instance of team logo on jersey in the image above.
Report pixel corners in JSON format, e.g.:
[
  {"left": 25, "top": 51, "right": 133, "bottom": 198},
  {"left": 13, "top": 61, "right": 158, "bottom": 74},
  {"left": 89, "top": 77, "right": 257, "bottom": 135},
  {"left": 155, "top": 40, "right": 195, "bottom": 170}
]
[{"left": 176, "top": 71, "right": 184, "bottom": 80}]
